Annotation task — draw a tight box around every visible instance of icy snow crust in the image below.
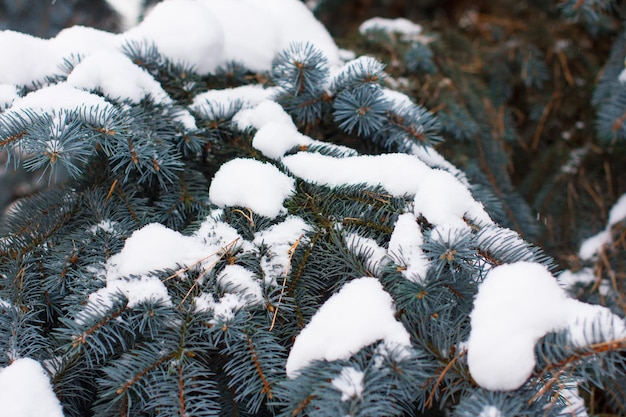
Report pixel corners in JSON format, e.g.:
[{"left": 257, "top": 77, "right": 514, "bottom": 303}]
[{"left": 2, "top": 0, "right": 625, "bottom": 408}]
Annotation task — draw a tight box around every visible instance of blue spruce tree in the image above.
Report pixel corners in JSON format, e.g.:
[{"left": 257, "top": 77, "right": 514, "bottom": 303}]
[{"left": 0, "top": 0, "right": 625, "bottom": 416}]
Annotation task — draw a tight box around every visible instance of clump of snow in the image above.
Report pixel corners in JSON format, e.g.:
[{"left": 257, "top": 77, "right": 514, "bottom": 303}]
[
  {"left": 560, "top": 146, "right": 589, "bottom": 175},
  {"left": 194, "top": 209, "right": 254, "bottom": 252},
  {"left": 85, "top": 223, "right": 210, "bottom": 311},
  {"left": 408, "top": 144, "right": 471, "bottom": 187},
  {"left": 578, "top": 231, "right": 610, "bottom": 261},
  {"left": 233, "top": 100, "right": 296, "bottom": 131},
  {"left": 282, "top": 152, "right": 429, "bottom": 195},
  {"left": 191, "top": 85, "right": 278, "bottom": 119},
  {"left": 7, "top": 83, "right": 113, "bottom": 118},
  {"left": 282, "top": 152, "right": 492, "bottom": 230},
  {"left": 608, "top": 193, "right": 626, "bottom": 225},
  {"left": 344, "top": 233, "right": 387, "bottom": 275},
  {"left": 0, "top": 31, "right": 59, "bottom": 86},
  {"left": 559, "top": 383, "right": 589, "bottom": 417},
  {"left": 201, "top": 0, "right": 340, "bottom": 71},
  {"left": 253, "top": 216, "right": 311, "bottom": 285},
  {"left": 414, "top": 169, "right": 489, "bottom": 229},
  {"left": 0, "top": 84, "right": 18, "bottom": 110},
  {"left": 195, "top": 264, "right": 264, "bottom": 322},
  {"left": 0, "top": 0, "right": 340, "bottom": 133},
  {"left": 195, "top": 292, "right": 248, "bottom": 322},
  {"left": 359, "top": 17, "right": 424, "bottom": 42},
  {"left": 558, "top": 268, "right": 597, "bottom": 291},
  {"left": 0, "top": 358, "right": 65, "bottom": 417},
  {"left": 83, "top": 218, "right": 257, "bottom": 315},
  {"left": 331, "top": 55, "right": 385, "bottom": 82},
  {"left": 105, "top": 0, "right": 143, "bottom": 30},
  {"left": 66, "top": 51, "right": 170, "bottom": 104},
  {"left": 388, "top": 213, "right": 429, "bottom": 282},
  {"left": 106, "top": 223, "right": 209, "bottom": 278},
  {"left": 331, "top": 367, "right": 365, "bottom": 401},
  {"left": 381, "top": 87, "right": 414, "bottom": 108},
  {"left": 468, "top": 261, "right": 626, "bottom": 391},
  {"left": 619, "top": 68, "right": 626, "bottom": 85},
  {"left": 253, "top": 122, "right": 313, "bottom": 159},
  {"left": 86, "top": 275, "right": 172, "bottom": 310},
  {"left": 216, "top": 264, "right": 263, "bottom": 304},
  {"left": 124, "top": 0, "right": 225, "bottom": 74},
  {"left": 209, "top": 158, "right": 295, "bottom": 219},
  {"left": 0, "top": 0, "right": 338, "bottom": 85},
  {"left": 478, "top": 406, "right": 502, "bottom": 417},
  {"left": 89, "top": 219, "right": 119, "bottom": 236},
  {"left": 285, "top": 277, "right": 410, "bottom": 378},
  {"left": 578, "top": 192, "right": 626, "bottom": 260}
]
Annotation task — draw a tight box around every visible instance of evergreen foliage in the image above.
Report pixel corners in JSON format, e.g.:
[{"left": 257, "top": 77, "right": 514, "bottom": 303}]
[{"left": 0, "top": 1, "right": 626, "bottom": 416}]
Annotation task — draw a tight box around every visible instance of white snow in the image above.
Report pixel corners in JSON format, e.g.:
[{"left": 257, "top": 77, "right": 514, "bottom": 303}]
[
  {"left": 233, "top": 100, "right": 296, "bottom": 131},
  {"left": 0, "top": 0, "right": 340, "bottom": 135},
  {"left": 478, "top": 406, "right": 502, "bottom": 417},
  {"left": 7, "top": 83, "right": 113, "bottom": 118},
  {"left": 253, "top": 122, "right": 313, "bottom": 159},
  {"left": 330, "top": 56, "right": 385, "bottom": 88},
  {"left": 216, "top": 264, "right": 263, "bottom": 304},
  {"left": 0, "top": 0, "right": 338, "bottom": 86},
  {"left": 608, "top": 193, "right": 626, "bottom": 226},
  {"left": 619, "top": 68, "right": 626, "bottom": 85},
  {"left": 331, "top": 367, "right": 365, "bottom": 401},
  {"left": 82, "top": 217, "right": 257, "bottom": 315},
  {"left": 124, "top": 0, "right": 225, "bottom": 74},
  {"left": 359, "top": 17, "right": 424, "bottom": 41},
  {"left": 467, "top": 261, "right": 626, "bottom": 391},
  {"left": 0, "top": 84, "right": 18, "bottom": 110},
  {"left": 195, "top": 292, "right": 247, "bottom": 322},
  {"left": 388, "top": 213, "right": 429, "bottom": 282},
  {"left": 199, "top": 0, "right": 340, "bottom": 71},
  {"left": 105, "top": 0, "right": 143, "bottom": 30},
  {"left": 66, "top": 51, "right": 170, "bottom": 104},
  {"left": 106, "top": 223, "right": 209, "bottom": 278},
  {"left": 559, "top": 383, "right": 589, "bottom": 417},
  {"left": 578, "top": 192, "right": 626, "bottom": 260},
  {"left": 282, "top": 152, "right": 492, "bottom": 229},
  {"left": 413, "top": 169, "right": 489, "bottom": 229},
  {"left": 86, "top": 275, "right": 172, "bottom": 310},
  {"left": 195, "top": 264, "right": 264, "bottom": 322},
  {"left": 191, "top": 85, "right": 278, "bottom": 119},
  {"left": 579, "top": 231, "right": 610, "bottom": 260},
  {"left": 253, "top": 216, "right": 311, "bottom": 285},
  {"left": 285, "top": 277, "right": 410, "bottom": 378},
  {"left": 557, "top": 267, "right": 606, "bottom": 295},
  {"left": 89, "top": 219, "right": 119, "bottom": 236},
  {"left": 209, "top": 158, "right": 295, "bottom": 218},
  {"left": 0, "top": 358, "right": 65, "bottom": 417},
  {"left": 344, "top": 232, "right": 387, "bottom": 275}
]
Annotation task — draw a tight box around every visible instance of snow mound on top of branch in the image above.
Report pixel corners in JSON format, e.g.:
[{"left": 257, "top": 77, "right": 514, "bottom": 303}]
[
  {"left": 359, "top": 17, "right": 425, "bottom": 42},
  {"left": 0, "top": 358, "right": 64, "bottom": 417},
  {"left": 578, "top": 192, "right": 626, "bottom": 261},
  {"left": 0, "top": 0, "right": 340, "bottom": 130},
  {"left": 286, "top": 277, "right": 411, "bottom": 378},
  {"left": 0, "top": 0, "right": 339, "bottom": 88},
  {"left": 282, "top": 152, "right": 493, "bottom": 231},
  {"left": 468, "top": 261, "right": 626, "bottom": 391}
]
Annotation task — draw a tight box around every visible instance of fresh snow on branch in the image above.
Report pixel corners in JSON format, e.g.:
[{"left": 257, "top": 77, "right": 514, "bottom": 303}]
[
  {"left": 285, "top": 277, "right": 411, "bottom": 378},
  {"left": 578, "top": 192, "right": 626, "bottom": 260},
  {"left": 468, "top": 261, "right": 626, "bottom": 391},
  {"left": 0, "top": 358, "right": 64, "bottom": 417}
]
